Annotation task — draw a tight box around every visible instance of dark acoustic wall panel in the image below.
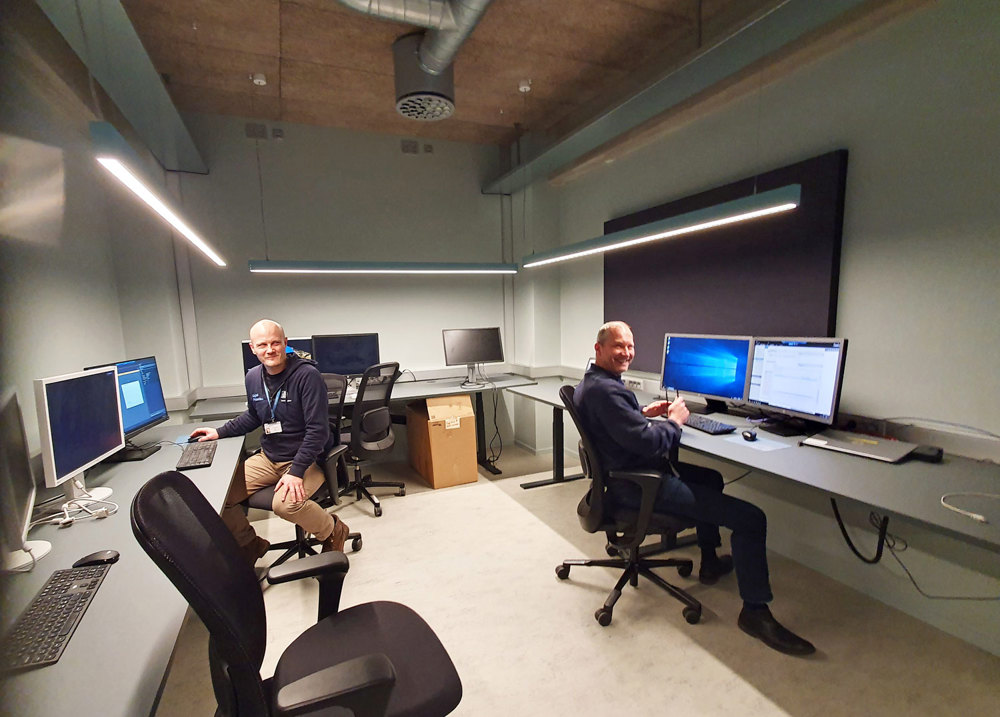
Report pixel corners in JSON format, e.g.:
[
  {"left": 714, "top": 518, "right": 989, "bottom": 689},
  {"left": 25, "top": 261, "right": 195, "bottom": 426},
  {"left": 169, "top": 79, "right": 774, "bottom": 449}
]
[{"left": 604, "top": 150, "right": 847, "bottom": 373}]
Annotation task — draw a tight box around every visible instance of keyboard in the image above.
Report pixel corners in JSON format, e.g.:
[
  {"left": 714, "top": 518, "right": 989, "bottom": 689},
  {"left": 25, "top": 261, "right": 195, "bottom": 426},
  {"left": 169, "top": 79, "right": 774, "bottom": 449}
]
[
  {"left": 176, "top": 440, "right": 217, "bottom": 470},
  {"left": 684, "top": 414, "right": 737, "bottom": 435},
  {"left": 1, "top": 565, "right": 109, "bottom": 671}
]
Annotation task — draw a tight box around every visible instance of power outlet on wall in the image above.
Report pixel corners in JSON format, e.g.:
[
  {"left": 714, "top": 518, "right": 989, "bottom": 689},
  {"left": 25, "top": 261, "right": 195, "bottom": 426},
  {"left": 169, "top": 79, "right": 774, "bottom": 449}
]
[{"left": 624, "top": 378, "right": 643, "bottom": 391}]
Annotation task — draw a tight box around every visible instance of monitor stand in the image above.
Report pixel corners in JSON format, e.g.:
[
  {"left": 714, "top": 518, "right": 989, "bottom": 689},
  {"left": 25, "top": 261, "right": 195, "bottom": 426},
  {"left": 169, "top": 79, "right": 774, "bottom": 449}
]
[
  {"left": 759, "top": 417, "right": 812, "bottom": 437},
  {"left": 104, "top": 443, "right": 161, "bottom": 463},
  {"left": 3, "top": 540, "right": 52, "bottom": 572},
  {"left": 460, "top": 363, "right": 485, "bottom": 389},
  {"left": 62, "top": 478, "right": 113, "bottom": 503},
  {"left": 687, "top": 398, "right": 728, "bottom": 415}
]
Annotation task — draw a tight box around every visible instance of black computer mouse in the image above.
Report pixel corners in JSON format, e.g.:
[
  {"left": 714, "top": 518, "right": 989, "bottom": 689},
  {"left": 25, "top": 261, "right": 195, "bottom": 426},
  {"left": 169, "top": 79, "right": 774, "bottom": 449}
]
[
  {"left": 187, "top": 435, "right": 200, "bottom": 443},
  {"left": 741, "top": 429, "right": 758, "bottom": 442},
  {"left": 73, "top": 549, "right": 120, "bottom": 568}
]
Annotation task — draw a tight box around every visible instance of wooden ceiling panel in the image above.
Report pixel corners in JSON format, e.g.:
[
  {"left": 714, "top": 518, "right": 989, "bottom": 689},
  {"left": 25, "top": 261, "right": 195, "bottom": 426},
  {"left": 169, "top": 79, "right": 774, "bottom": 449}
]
[
  {"left": 169, "top": 83, "right": 282, "bottom": 121},
  {"left": 123, "top": 0, "right": 280, "bottom": 56},
  {"left": 144, "top": 37, "right": 280, "bottom": 97},
  {"left": 280, "top": 2, "right": 403, "bottom": 73}
]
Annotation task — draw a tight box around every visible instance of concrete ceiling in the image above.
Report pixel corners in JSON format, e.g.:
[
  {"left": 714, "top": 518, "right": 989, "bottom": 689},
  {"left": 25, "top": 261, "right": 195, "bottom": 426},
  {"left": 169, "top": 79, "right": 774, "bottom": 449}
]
[{"left": 121, "top": 0, "right": 780, "bottom": 147}]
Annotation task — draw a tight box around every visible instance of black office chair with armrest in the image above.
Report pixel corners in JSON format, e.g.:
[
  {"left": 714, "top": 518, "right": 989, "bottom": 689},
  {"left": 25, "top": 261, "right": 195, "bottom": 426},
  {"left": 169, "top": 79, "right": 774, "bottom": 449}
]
[
  {"left": 339, "top": 362, "right": 405, "bottom": 518},
  {"left": 132, "top": 470, "right": 462, "bottom": 717},
  {"left": 555, "top": 385, "right": 702, "bottom": 626}
]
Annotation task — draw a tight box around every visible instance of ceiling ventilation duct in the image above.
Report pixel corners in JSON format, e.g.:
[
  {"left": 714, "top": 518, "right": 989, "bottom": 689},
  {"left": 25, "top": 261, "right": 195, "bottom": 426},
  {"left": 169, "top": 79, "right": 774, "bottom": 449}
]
[{"left": 336, "top": 0, "right": 495, "bottom": 121}]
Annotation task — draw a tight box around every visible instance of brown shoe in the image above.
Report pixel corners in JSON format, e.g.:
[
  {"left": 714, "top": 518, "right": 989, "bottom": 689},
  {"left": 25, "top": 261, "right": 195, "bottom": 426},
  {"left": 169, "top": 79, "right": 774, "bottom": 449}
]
[
  {"left": 322, "top": 515, "right": 350, "bottom": 553},
  {"left": 241, "top": 535, "right": 270, "bottom": 566}
]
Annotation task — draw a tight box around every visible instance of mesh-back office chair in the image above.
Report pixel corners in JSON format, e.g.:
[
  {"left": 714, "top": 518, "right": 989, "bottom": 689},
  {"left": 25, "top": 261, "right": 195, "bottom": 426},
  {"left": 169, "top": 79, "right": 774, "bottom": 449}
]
[
  {"left": 339, "top": 362, "right": 404, "bottom": 518},
  {"left": 555, "top": 385, "right": 702, "bottom": 626},
  {"left": 245, "top": 374, "right": 362, "bottom": 566},
  {"left": 132, "top": 471, "right": 462, "bottom": 717}
]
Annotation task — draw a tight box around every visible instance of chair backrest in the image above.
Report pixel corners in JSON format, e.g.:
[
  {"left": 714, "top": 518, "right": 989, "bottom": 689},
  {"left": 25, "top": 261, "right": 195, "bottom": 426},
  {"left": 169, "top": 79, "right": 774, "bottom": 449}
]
[
  {"left": 322, "top": 372, "right": 350, "bottom": 440},
  {"left": 349, "top": 362, "right": 400, "bottom": 458},
  {"left": 558, "top": 384, "right": 610, "bottom": 534},
  {"left": 131, "top": 471, "right": 269, "bottom": 716}
]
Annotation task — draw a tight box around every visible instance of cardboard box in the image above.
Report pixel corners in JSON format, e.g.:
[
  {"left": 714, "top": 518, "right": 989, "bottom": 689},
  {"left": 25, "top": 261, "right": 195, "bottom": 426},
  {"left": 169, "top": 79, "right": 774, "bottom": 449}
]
[{"left": 406, "top": 394, "right": 478, "bottom": 489}]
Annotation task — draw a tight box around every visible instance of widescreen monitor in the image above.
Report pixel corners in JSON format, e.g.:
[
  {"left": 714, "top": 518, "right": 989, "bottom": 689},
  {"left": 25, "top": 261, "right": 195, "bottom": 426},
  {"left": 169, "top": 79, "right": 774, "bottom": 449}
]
[
  {"left": 34, "top": 367, "right": 124, "bottom": 500},
  {"left": 85, "top": 356, "right": 169, "bottom": 461},
  {"left": 442, "top": 327, "right": 504, "bottom": 388},
  {"left": 241, "top": 337, "right": 314, "bottom": 373},
  {"left": 660, "top": 334, "right": 752, "bottom": 413},
  {"left": 0, "top": 390, "right": 51, "bottom": 571},
  {"left": 747, "top": 337, "right": 848, "bottom": 434},
  {"left": 311, "top": 334, "right": 380, "bottom": 377}
]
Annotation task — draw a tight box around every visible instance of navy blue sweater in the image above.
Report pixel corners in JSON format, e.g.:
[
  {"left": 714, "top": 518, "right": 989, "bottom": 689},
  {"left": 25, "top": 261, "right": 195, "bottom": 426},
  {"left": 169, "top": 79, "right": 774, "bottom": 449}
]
[
  {"left": 218, "top": 355, "right": 332, "bottom": 478},
  {"left": 573, "top": 366, "right": 682, "bottom": 472}
]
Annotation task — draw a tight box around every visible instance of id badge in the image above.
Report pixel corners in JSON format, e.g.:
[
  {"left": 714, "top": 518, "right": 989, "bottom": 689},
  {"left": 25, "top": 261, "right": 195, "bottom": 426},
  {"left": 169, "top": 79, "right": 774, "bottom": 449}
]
[{"left": 264, "top": 421, "right": 283, "bottom": 435}]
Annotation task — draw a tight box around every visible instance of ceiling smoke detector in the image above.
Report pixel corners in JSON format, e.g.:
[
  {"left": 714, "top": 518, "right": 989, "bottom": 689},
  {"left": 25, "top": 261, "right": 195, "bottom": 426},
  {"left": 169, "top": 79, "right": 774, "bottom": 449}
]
[
  {"left": 251, "top": 73, "right": 267, "bottom": 86},
  {"left": 393, "top": 34, "right": 455, "bottom": 122}
]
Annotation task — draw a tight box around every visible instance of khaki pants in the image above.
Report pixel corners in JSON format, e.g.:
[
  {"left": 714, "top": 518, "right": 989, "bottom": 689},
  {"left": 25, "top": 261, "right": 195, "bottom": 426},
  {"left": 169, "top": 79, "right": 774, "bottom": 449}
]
[{"left": 221, "top": 452, "right": 334, "bottom": 549}]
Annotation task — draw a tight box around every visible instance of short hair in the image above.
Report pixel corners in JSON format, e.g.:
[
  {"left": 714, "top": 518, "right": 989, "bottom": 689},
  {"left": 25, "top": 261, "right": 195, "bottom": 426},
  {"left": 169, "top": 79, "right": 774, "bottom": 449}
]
[{"left": 596, "top": 320, "right": 631, "bottom": 345}]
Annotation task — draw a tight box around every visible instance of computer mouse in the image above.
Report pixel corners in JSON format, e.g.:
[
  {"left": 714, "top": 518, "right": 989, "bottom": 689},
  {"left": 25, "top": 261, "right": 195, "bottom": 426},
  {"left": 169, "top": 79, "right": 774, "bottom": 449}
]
[
  {"left": 73, "top": 549, "right": 120, "bottom": 568},
  {"left": 187, "top": 435, "right": 200, "bottom": 443},
  {"left": 741, "top": 429, "right": 758, "bottom": 442}
]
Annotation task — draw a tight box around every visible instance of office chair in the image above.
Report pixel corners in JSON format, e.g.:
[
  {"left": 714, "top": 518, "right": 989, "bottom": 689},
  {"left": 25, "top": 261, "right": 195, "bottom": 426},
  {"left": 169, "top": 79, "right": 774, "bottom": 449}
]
[
  {"left": 339, "top": 362, "right": 404, "bottom": 518},
  {"left": 244, "top": 374, "right": 362, "bottom": 566},
  {"left": 132, "top": 471, "right": 462, "bottom": 717},
  {"left": 555, "top": 385, "right": 702, "bottom": 627}
]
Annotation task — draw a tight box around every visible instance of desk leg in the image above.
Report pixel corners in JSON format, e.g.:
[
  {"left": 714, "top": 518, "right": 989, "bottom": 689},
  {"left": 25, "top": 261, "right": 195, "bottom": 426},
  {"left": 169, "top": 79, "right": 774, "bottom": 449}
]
[
  {"left": 475, "top": 391, "right": 501, "bottom": 475},
  {"left": 520, "top": 407, "right": 585, "bottom": 489}
]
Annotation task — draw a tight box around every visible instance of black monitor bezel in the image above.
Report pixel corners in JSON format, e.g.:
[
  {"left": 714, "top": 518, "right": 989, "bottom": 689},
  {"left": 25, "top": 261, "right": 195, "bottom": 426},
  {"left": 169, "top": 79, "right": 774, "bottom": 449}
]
[
  {"left": 85, "top": 356, "right": 169, "bottom": 440},
  {"left": 441, "top": 327, "right": 505, "bottom": 367},
  {"left": 747, "top": 336, "right": 848, "bottom": 425},
  {"left": 310, "top": 333, "right": 380, "bottom": 378},
  {"left": 659, "top": 333, "right": 754, "bottom": 404}
]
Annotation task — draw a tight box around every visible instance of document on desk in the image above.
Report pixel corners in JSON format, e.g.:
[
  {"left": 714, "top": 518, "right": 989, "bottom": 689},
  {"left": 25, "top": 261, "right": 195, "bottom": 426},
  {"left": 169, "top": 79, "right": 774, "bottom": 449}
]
[{"left": 801, "top": 429, "right": 917, "bottom": 463}]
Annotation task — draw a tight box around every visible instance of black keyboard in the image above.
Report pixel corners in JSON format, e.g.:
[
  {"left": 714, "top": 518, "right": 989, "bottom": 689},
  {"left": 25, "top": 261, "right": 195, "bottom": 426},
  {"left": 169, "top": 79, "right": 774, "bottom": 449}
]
[
  {"left": 1, "top": 565, "right": 109, "bottom": 671},
  {"left": 684, "top": 414, "right": 737, "bottom": 435},
  {"left": 176, "top": 440, "right": 217, "bottom": 470}
]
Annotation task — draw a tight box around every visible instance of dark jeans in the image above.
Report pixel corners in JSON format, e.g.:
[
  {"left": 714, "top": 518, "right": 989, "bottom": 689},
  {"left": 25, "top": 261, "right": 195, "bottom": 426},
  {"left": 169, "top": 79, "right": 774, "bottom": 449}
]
[{"left": 607, "top": 460, "right": 773, "bottom": 604}]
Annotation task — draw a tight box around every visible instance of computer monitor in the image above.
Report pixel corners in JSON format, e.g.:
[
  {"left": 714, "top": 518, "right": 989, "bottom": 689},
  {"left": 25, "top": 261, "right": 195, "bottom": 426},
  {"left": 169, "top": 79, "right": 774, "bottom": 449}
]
[
  {"left": 747, "top": 337, "right": 848, "bottom": 435},
  {"left": 311, "top": 334, "right": 380, "bottom": 377},
  {"left": 442, "top": 327, "right": 504, "bottom": 388},
  {"left": 241, "top": 337, "right": 314, "bottom": 373},
  {"left": 659, "top": 334, "right": 753, "bottom": 414},
  {"left": 1, "top": 390, "right": 52, "bottom": 571},
  {"left": 34, "top": 367, "right": 124, "bottom": 501},
  {"left": 85, "top": 356, "right": 168, "bottom": 461}
]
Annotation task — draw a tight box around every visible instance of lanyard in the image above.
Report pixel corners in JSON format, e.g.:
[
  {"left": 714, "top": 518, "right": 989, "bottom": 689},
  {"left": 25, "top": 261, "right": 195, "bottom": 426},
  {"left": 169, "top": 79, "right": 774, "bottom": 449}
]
[{"left": 262, "top": 379, "right": 284, "bottom": 422}]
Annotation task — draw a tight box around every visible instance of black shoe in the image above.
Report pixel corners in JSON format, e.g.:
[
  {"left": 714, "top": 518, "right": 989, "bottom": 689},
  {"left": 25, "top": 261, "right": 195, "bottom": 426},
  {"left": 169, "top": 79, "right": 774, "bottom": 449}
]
[
  {"left": 698, "top": 554, "right": 734, "bottom": 585},
  {"left": 738, "top": 606, "right": 816, "bottom": 656}
]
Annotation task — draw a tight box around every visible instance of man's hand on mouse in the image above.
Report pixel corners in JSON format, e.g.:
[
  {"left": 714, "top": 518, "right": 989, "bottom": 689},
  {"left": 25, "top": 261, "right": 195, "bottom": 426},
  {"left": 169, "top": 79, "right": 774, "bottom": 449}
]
[{"left": 189, "top": 427, "right": 219, "bottom": 442}]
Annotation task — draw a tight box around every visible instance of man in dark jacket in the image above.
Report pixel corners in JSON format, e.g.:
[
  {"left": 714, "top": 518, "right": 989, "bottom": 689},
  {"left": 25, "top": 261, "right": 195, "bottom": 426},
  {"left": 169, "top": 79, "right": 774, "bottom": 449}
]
[
  {"left": 574, "top": 320, "right": 814, "bottom": 656},
  {"left": 191, "top": 319, "right": 349, "bottom": 564}
]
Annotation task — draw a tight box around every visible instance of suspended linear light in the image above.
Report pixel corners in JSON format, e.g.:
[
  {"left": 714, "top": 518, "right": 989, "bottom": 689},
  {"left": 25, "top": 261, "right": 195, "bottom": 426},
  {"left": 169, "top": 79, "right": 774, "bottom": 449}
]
[
  {"left": 521, "top": 184, "right": 800, "bottom": 269},
  {"left": 90, "top": 122, "right": 226, "bottom": 267},
  {"left": 248, "top": 260, "right": 518, "bottom": 275}
]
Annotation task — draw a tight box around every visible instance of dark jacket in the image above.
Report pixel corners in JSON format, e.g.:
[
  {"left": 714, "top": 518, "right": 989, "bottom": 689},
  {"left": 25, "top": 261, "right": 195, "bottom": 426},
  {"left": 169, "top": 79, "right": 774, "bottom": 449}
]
[
  {"left": 573, "top": 365, "right": 682, "bottom": 472},
  {"left": 218, "top": 354, "right": 332, "bottom": 477}
]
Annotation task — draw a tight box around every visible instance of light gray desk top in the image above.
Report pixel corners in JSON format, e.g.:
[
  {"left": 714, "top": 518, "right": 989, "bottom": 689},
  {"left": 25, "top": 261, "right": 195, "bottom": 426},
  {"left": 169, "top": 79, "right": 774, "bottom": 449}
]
[
  {"left": 1, "top": 421, "right": 244, "bottom": 716},
  {"left": 189, "top": 373, "right": 537, "bottom": 421},
  {"left": 507, "top": 377, "right": 1000, "bottom": 550}
]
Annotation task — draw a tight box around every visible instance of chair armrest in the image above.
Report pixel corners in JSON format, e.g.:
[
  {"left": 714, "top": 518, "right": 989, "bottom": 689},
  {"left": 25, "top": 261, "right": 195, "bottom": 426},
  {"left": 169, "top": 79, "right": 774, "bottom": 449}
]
[
  {"left": 275, "top": 653, "right": 396, "bottom": 717},
  {"left": 326, "top": 444, "right": 348, "bottom": 462},
  {"left": 267, "top": 551, "right": 348, "bottom": 584},
  {"left": 608, "top": 469, "right": 665, "bottom": 546}
]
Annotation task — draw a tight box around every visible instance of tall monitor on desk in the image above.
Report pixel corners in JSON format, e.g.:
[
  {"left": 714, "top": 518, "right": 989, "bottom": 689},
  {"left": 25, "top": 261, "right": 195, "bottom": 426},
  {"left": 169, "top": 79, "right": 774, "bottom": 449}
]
[
  {"left": 442, "top": 327, "right": 504, "bottom": 388},
  {"left": 85, "top": 356, "right": 168, "bottom": 461},
  {"left": 660, "top": 334, "right": 753, "bottom": 414},
  {"left": 242, "top": 337, "right": 314, "bottom": 373},
  {"left": 34, "top": 367, "right": 124, "bottom": 501},
  {"left": 747, "top": 337, "right": 848, "bottom": 435},
  {"left": 1, "top": 390, "right": 52, "bottom": 571},
  {"left": 312, "top": 334, "right": 380, "bottom": 377}
]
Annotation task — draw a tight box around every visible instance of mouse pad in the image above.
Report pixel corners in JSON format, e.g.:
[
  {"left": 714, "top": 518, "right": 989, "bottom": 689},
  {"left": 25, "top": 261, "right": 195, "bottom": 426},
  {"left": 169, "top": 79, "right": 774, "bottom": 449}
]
[{"left": 722, "top": 434, "right": 789, "bottom": 451}]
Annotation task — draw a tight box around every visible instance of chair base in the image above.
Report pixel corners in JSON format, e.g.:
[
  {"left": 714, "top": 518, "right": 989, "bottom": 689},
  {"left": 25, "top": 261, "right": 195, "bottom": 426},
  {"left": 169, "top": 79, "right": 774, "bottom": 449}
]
[
  {"left": 556, "top": 553, "right": 701, "bottom": 626},
  {"left": 338, "top": 469, "right": 405, "bottom": 518},
  {"left": 264, "top": 526, "right": 363, "bottom": 574}
]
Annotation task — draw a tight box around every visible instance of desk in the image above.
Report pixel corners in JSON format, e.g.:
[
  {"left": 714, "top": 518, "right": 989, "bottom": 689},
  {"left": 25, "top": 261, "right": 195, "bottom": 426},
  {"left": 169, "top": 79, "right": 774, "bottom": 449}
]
[
  {"left": 1, "top": 422, "right": 245, "bottom": 716},
  {"left": 509, "top": 378, "right": 1000, "bottom": 549},
  {"left": 506, "top": 378, "right": 586, "bottom": 489},
  {"left": 190, "top": 373, "right": 537, "bottom": 475}
]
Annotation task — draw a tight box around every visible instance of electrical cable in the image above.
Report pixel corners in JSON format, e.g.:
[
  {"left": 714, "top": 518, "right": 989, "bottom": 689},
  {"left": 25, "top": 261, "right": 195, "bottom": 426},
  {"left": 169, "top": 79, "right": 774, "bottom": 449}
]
[
  {"left": 724, "top": 469, "right": 752, "bottom": 485},
  {"left": 940, "top": 492, "right": 997, "bottom": 524},
  {"left": 831, "top": 498, "right": 889, "bottom": 564}
]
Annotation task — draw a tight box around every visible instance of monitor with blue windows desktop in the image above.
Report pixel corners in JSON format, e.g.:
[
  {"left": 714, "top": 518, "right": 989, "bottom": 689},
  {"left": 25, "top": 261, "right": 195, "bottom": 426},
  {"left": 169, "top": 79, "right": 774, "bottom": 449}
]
[
  {"left": 241, "top": 337, "right": 314, "bottom": 373},
  {"left": 660, "top": 334, "right": 753, "bottom": 414},
  {"left": 34, "top": 367, "right": 124, "bottom": 501},
  {"left": 747, "top": 337, "right": 848, "bottom": 435},
  {"left": 311, "top": 333, "right": 380, "bottom": 378},
  {"left": 86, "top": 356, "right": 168, "bottom": 461}
]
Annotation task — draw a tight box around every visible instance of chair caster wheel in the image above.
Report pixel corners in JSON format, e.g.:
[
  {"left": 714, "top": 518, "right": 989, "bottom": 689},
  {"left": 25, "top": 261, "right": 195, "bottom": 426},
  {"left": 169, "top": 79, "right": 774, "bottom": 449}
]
[
  {"left": 555, "top": 565, "right": 570, "bottom": 580},
  {"left": 397, "top": 487, "right": 406, "bottom": 496},
  {"left": 683, "top": 607, "right": 701, "bottom": 624},
  {"left": 605, "top": 543, "right": 618, "bottom": 558},
  {"left": 677, "top": 563, "right": 692, "bottom": 578},
  {"left": 351, "top": 536, "right": 363, "bottom": 552},
  {"left": 374, "top": 505, "right": 383, "bottom": 517},
  {"left": 595, "top": 608, "right": 613, "bottom": 627}
]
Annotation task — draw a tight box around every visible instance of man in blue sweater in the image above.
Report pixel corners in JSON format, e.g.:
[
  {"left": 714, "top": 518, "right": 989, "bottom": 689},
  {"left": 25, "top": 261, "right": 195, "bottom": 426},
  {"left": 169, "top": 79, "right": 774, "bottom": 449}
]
[
  {"left": 191, "top": 319, "right": 349, "bottom": 565},
  {"left": 575, "top": 321, "right": 814, "bottom": 656}
]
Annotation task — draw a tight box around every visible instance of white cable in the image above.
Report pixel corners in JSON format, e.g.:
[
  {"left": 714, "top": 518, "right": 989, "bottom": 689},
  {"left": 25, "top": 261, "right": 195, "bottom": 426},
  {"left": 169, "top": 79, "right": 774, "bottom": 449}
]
[{"left": 940, "top": 492, "right": 998, "bottom": 523}]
